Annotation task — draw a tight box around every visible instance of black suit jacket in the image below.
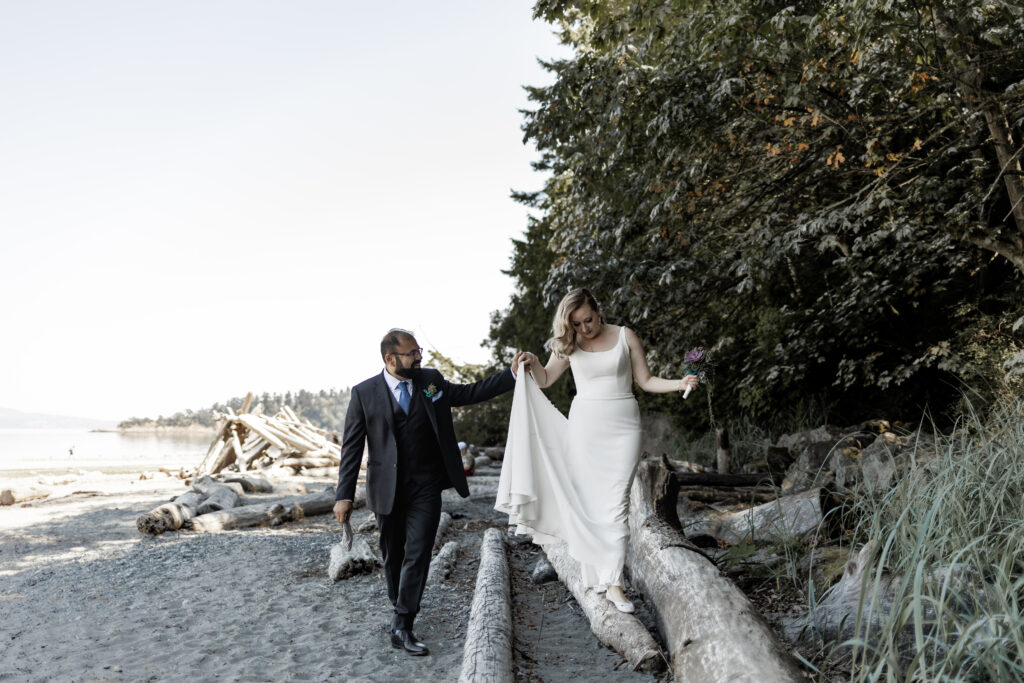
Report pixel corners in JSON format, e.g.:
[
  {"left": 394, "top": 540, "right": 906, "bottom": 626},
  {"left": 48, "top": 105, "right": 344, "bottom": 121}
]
[{"left": 335, "top": 366, "right": 514, "bottom": 515}]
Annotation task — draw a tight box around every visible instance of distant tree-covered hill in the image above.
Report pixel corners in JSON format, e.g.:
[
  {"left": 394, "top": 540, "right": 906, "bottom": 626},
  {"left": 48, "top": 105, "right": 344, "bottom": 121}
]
[{"left": 119, "top": 388, "right": 351, "bottom": 432}]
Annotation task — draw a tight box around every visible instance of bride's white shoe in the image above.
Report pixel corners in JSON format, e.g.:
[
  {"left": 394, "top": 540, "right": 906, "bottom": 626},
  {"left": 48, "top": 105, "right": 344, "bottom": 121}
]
[{"left": 607, "top": 594, "right": 635, "bottom": 613}]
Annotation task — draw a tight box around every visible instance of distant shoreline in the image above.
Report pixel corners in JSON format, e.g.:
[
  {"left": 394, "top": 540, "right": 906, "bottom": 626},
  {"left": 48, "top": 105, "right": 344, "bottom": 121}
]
[{"left": 94, "top": 425, "right": 217, "bottom": 435}]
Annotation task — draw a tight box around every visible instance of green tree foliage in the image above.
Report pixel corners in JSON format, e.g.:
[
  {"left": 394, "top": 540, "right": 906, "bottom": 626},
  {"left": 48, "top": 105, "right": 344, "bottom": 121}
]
[
  {"left": 489, "top": 0, "right": 1024, "bottom": 429},
  {"left": 118, "top": 388, "right": 352, "bottom": 431}
]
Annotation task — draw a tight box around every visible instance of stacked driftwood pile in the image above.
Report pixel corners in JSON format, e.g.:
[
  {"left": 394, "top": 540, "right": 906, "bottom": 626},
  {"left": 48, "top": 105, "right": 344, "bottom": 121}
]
[{"left": 197, "top": 392, "right": 340, "bottom": 476}]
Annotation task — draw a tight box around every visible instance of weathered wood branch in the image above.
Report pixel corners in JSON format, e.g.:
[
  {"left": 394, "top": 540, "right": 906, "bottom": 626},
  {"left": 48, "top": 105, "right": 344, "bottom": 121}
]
[
  {"left": 627, "top": 457, "right": 804, "bottom": 681},
  {"left": 459, "top": 528, "right": 513, "bottom": 683}
]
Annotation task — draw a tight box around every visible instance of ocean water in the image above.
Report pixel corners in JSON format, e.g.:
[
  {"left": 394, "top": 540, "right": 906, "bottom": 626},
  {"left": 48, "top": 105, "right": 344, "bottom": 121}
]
[{"left": 0, "top": 429, "right": 212, "bottom": 476}]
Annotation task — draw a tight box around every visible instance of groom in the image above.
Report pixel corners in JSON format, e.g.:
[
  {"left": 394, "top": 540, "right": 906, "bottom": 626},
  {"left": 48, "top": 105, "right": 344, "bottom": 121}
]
[{"left": 333, "top": 328, "right": 521, "bottom": 655}]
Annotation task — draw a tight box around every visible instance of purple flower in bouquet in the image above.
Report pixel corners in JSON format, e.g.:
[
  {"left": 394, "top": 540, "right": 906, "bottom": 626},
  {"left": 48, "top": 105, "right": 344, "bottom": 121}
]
[
  {"left": 684, "top": 347, "right": 713, "bottom": 381},
  {"left": 682, "top": 346, "right": 714, "bottom": 398}
]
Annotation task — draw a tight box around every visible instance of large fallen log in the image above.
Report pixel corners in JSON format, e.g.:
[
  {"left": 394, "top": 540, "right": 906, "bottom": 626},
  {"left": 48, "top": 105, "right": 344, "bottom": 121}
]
[
  {"left": 188, "top": 487, "right": 337, "bottom": 532},
  {"left": 541, "top": 540, "right": 664, "bottom": 672},
  {"left": 627, "top": 457, "right": 804, "bottom": 682},
  {"left": 458, "top": 528, "right": 513, "bottom": 683},
  {"left": 684, "top": 487, "right": 829, "bottom": 544}
]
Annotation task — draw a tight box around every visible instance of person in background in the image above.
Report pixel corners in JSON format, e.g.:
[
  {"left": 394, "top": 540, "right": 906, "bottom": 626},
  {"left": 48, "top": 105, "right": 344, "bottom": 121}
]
[{"left": 459, "top": 441, "right": 474, "bottom": 476}]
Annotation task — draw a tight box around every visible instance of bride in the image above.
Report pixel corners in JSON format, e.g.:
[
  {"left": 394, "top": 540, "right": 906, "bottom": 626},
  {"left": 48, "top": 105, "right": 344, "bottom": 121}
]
[{"left": 497, "top": 287, "right": 698, "bottom": 613}]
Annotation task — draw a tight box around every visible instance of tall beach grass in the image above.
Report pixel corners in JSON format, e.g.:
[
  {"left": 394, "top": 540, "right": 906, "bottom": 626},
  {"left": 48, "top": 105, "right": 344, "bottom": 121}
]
[{"left": 819, "top": 398, "right": 1024, "bottom": 681}]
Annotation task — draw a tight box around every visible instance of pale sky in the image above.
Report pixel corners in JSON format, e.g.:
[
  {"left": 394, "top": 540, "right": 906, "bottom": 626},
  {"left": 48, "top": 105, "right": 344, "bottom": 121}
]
[{"left": 0, "top": 1, "right": 568, "bottom": 421}]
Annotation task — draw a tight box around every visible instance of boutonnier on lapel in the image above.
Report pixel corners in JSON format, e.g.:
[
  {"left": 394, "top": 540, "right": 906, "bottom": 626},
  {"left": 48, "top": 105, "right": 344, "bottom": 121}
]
[{"left": 423, "top": 384, "right": 443, "bottom": 402}]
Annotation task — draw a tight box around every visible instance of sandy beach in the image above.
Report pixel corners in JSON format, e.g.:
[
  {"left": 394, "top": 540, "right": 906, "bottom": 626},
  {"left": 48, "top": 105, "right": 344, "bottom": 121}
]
[{"left": 1, "top": 468, "right": 668, "bottom": 682}]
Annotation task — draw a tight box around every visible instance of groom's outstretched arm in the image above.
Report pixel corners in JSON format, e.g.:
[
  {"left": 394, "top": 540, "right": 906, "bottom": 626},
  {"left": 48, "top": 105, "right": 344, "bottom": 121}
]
[{"left": 444, "top": 367, "right": 516, "bottom": 407}]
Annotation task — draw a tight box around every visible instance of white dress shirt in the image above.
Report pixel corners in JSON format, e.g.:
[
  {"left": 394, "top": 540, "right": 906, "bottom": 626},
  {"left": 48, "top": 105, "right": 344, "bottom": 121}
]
[{"left": 383, "top": 369, "right": 412, "bottom": 406}]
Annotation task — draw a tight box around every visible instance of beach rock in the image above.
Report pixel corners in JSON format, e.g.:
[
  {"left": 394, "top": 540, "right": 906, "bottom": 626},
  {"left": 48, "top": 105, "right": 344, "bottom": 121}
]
[
  {"left": 474, "top": 455, "right": 493, "bottom": 469},
  {"left": 530, "top": 556, "right": 557, "bottom": 584}
]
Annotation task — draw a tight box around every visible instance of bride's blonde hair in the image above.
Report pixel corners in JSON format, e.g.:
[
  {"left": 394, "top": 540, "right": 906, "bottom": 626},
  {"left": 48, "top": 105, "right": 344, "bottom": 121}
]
[{"left": 547, "top": 288, "right": 601, "bottom": 359}]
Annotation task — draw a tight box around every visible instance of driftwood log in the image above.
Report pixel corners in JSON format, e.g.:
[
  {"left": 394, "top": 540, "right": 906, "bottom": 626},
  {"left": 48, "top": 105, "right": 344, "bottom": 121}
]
[
  {"left": 427, "top": 540, "right": 459, "bottom": 585},
  {"left": 434, "top": 511, "right": 454, "bottom": 549},
  {"left": 191, "top": 476, "right": 242, "bottom": 514},
  {"left": 0, "top": 487, "right": 50, "bottom": 506},
  {"left": 679, "top": 487, "right": 779, "bottom": 505},
  {"left": 541, "top": 540, "right": 664, "bottom": 672},
  {"left": 684, "top": 487, "right": 830, "bottom": 545},
  {"left": 328, "top": 536, "right": 378, "bottom": 580},
  {"left": 136, "top": 490, "right": 203, "bottom": 536},
  {"left": 196, "top": 394, "right": 341, "bottom": 475},
  {"left": 188, "top": 487, "right": 337, "bottom": 532},
  {"left": 627, "top": 457, "right": 804, "bottom": 682},
  {"left": 220, "top": 474, "right": 273, "bottom": 493},
  {"left": 458, "top": 528, "right": 513, "bottom": 683}
]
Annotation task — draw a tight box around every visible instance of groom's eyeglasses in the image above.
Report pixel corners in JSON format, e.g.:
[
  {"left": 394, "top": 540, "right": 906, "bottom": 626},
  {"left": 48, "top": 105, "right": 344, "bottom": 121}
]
[{"left": 392, "top": 348, "right": 423, "bottom": 358}]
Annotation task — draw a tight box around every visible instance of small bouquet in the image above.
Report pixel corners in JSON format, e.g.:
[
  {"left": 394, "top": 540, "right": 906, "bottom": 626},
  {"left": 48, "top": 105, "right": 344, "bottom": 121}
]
[{"left": 682, "top": 346, "right": 714, "bottom": 399}]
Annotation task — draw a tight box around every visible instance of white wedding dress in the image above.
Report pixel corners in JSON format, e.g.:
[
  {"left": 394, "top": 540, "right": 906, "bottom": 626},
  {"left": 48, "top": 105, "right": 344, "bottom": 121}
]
[{"left": 496, "top": 326, "right": 642, "bottom": 587}]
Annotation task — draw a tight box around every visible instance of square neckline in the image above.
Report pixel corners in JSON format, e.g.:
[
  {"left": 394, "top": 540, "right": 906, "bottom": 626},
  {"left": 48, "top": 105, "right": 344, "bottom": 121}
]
[{"left": 574, "top": 325, "right": 624, "bottom": 354}]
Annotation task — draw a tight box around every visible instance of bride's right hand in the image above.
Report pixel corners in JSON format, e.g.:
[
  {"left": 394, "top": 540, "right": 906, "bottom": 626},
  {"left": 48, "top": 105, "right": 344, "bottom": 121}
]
[{"left": 514, "top": 351, "right": 537, "bottom": 375}]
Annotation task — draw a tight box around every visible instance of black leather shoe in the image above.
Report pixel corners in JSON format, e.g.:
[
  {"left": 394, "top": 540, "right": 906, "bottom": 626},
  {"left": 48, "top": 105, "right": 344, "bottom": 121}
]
[{"left": 391, "top": 628, "right": 429, "bottom": 656}]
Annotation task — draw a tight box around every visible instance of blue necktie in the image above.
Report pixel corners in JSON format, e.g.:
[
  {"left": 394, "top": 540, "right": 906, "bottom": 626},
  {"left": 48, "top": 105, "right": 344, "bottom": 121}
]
[{"left": 398, "top": 380, "right": 411, "bottom": 414}]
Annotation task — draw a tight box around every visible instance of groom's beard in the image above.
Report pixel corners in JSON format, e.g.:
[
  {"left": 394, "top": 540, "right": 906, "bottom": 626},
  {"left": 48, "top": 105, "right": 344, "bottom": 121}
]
[{"left": 394, "top": 363, "right": 422, "bottom": 380}]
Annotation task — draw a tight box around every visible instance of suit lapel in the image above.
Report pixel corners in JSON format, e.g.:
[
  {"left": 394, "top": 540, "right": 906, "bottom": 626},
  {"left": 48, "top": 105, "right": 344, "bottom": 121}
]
[
  {"left": 376, "top": 373, "right": 396, "bottom": 433},
  {"left": 412, "top": 375, "right": 440, "bottom": 438}
]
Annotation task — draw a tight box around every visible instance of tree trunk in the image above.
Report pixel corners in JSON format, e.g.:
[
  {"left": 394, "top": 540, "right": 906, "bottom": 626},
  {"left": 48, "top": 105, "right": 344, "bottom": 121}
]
[
  {"left": 716, "top": 427, "right": 731, "bottom": 474},
  {"left": 459, "top": 528, "right": 514, "bottom": 683},
  {"left": 627, "top": 458, "right": 804, "bottom": 681},
  {"left": 541, "top": 540, "right": 665, "bottom": 672}
]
